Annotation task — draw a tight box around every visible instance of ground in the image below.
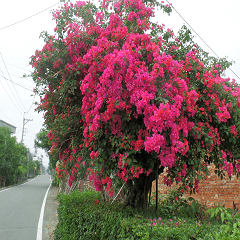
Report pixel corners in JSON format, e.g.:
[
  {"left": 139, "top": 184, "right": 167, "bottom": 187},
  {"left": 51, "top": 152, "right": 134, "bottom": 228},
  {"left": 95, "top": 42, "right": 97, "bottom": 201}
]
[{"left": 43, "top": 186, "right": 59, "bottom": 240}]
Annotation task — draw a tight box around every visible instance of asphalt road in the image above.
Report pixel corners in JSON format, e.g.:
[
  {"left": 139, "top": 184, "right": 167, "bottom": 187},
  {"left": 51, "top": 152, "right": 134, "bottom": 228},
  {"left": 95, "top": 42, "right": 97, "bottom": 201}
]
[{"left": 0, "top": 175, "right": 51, "bottom": 240}]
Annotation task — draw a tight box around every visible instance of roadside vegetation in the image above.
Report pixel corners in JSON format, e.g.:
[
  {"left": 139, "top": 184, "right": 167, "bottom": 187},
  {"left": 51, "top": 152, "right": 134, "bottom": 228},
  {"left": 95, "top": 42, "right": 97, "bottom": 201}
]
[
  {"left": 54, "top": 189, "right": 240, "bottom": 240},
  {"left": 0, "top": 126, "right": 41, "bottom": 187}
]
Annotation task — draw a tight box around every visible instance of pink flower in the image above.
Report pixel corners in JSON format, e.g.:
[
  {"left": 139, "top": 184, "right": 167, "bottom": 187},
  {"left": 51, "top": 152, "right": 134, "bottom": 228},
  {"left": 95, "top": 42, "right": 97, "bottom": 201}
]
[
  {"left": 224, "top": 161, "right": 233, "bottom": 176},
  {"left": 90, "top": 151, "right": 95, "bottom": 159},
  {"left": 230, "top": 125, "right": 238, "bottom": 137},
  {"left": 68, "top": 175, "right": 75, "bottom": 188},
  {"left": 221, "top": 150, "right": 227, "bottom": 159}
]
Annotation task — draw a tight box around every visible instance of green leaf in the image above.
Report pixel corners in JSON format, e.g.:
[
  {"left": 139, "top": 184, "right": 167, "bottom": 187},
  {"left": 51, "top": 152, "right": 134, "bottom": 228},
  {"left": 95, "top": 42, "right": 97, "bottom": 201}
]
[
  {"left": 192, "top": 200, "right": 196, "bottom": 213},
  {"left": 221, "top": 212, "right": 225, "bottom": 223}
]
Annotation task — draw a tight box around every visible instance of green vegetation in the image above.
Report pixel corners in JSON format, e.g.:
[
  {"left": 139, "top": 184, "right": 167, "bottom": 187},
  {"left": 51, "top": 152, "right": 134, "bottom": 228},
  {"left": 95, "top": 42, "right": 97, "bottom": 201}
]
[
  {"left": 0, "top": 126, "right": 40, "bottom": 187},
  {"left": 35, "top": 128, "right": 59, "bottom": 173},
  {"left": 54, "top": 189, "right": 240, "bottom": 239}
]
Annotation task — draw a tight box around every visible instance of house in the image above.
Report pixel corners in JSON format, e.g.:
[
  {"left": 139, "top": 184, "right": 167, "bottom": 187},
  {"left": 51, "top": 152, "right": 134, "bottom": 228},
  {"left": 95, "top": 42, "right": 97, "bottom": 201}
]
[{"left": 0, "top": 119, "right": 16, "bottom": 134}]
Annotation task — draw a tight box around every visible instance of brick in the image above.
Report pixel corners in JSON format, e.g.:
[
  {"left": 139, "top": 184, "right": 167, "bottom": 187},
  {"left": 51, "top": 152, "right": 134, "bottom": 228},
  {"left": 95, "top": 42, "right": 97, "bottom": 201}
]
[{"left": 154, "top": 163, "right": 240, "bottom": 209}]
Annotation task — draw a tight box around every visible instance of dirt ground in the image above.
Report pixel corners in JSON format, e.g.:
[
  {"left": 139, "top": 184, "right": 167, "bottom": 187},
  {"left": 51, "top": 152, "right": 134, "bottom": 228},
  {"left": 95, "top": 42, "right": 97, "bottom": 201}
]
[{"left": 42, "top": 186, "right": 59, "bottom": 240}]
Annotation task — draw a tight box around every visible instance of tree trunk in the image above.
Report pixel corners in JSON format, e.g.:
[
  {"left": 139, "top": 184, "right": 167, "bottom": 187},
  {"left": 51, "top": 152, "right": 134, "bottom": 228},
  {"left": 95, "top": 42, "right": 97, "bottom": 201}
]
[{"left": 124, "top": 166, "right": 164, "bottom": 209}]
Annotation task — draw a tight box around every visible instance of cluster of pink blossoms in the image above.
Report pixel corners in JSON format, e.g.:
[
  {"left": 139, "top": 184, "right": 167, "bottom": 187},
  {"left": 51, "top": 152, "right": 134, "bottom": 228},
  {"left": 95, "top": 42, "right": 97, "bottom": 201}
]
[{"left": 30, "top": 0, "right": 240, "bottom": 196}]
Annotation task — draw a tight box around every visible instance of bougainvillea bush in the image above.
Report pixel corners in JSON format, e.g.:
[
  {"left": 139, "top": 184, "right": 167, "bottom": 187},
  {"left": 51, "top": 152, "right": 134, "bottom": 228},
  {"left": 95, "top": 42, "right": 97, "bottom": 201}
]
[{"left": 31, "top": 0, "right": 240, "bottom": 208}]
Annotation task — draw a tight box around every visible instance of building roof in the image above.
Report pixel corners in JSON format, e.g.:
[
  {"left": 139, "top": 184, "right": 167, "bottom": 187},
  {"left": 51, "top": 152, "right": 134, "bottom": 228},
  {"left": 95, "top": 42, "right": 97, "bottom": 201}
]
[{"left": 0, "top": 119, "right": 16, "bottom": 134}]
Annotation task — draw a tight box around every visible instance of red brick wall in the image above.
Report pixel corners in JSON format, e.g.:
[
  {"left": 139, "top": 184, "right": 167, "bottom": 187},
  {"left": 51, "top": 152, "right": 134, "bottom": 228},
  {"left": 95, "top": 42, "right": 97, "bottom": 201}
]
[{"left": 152, "top": 164, "right": 240, "bottom": 209}]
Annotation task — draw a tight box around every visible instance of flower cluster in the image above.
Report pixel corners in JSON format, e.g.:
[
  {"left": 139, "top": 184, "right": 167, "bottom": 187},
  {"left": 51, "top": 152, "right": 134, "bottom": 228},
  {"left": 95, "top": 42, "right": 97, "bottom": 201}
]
[{"left": 30, "top": 0, "right": 240, "bottom": 199}]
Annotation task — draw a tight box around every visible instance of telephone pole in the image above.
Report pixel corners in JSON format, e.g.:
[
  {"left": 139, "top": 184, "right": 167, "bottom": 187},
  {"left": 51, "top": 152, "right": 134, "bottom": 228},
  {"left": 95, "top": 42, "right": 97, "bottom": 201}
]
[{"left": 21, "top": 112, "right": 33, "bottom": 143}]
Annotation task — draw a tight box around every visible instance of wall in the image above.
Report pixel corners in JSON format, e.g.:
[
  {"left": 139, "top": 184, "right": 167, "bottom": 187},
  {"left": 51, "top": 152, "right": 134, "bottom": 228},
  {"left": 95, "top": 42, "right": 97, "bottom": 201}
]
[{"left": 152, "top": 164, "right": 240, "bottom": 209}]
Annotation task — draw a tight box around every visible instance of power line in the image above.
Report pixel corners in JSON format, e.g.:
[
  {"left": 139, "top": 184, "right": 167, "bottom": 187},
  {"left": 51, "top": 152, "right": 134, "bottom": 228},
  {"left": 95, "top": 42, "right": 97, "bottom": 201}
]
[
  {"left": 0, "top": 78, "right": 23, "bottom": 115},
  {"left": 0, "top": 64, "right": 29, "bottom": 75},
  {"left": 0, "top": 60, "right": 31, "bottom": 72},
  {"left": 0, "top": 109, "right": 20, "bottom": 128},
  {"left": 26, "top": 95, "right": 36, "bottom": 113},
  {"left": 0, "top": 70, "right": 33, "bottom": 81},
  {"left": 0, "top": 52, "right": 27, "bottom": 111},
  {"left": 0, "top": 75, "right": 33, "bottom": 91},
  {"left": 0, "top": 2, "right": 61, "bottom": 31},
  {"left": 165, "top": 0, "right": 240, "bottom": 80}
]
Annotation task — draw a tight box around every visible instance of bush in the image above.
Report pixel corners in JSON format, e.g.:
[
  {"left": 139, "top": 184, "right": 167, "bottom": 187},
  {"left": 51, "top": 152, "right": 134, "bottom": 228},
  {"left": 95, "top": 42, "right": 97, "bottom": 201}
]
[
  {"left": 54, "top": 189, "right": 219, "bottom": 240},
  {"left": 150, "top": 189, "right": 207, "bottom": 221},
  {"left": 54, "top": 190, "right": 124, "bottom": 239},
  {"left": 206, "top": 204, "right": 240, "bottom": 239},
  {"left": 52, "top": 175, "right": 61, "bottom": 187}
]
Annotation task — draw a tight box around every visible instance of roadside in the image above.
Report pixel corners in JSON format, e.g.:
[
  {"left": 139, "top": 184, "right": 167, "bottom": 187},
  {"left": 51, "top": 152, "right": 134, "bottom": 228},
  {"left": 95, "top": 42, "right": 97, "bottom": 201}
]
[
  {"left": 43, "top": 186, "right": 59, "bottom": 240},
  {"left": 0, "top": 177, "right": 37, "bottom": 192}
]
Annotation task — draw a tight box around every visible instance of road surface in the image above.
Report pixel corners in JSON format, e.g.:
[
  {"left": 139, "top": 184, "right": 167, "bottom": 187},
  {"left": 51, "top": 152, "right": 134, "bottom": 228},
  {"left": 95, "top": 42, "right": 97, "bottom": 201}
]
[{"left": 0, "top": 175, "right": 51, "bottom": 240}]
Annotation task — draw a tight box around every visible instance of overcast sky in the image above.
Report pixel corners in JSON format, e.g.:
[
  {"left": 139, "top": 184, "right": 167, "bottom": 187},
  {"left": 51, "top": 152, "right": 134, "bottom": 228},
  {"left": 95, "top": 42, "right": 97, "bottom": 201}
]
[{"left": 0, "top": 0, "right": 239, "bottom": 168}]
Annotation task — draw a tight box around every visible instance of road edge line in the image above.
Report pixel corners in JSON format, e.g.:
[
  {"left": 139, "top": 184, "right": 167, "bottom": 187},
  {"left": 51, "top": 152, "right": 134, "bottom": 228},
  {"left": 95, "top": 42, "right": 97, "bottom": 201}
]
[
  {"left": 36, "top": 175, "right": 52, "bottom": 240},
  {"left": 0, "top": 175, "right": 39, "bottom": 193}
]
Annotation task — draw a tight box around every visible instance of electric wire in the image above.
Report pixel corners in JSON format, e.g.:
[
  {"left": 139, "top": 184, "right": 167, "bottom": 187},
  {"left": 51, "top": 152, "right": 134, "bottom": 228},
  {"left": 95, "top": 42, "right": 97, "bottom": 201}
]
[
  {"left": 0, "top": 66, "right": 33, "bottom": 81},
  {"left": 0, "top": 60, "right": 31, "bottom": 72},
  {"left": 0, "top": 70, "right": 33, "bottom": 82},
  {"left": 0, "top": 70, "right": 24, "bottom": 115},
  {"left": 0, "top": 75, "right": 33, "bottom": 91},
  {"left": 165, "top": 0, "right": 240, "bottom": 80},
  {"left": 0, "top": 109, "right": 20, "bottom": 128},
  {"left": 26, "top": 95, "right": 36, "bottom": 113},
  {"left": 0, "top": 64, "right": 30, "bottom": 75},
  {"left": 29, "top": 121, "right": 36, "bottom": 144},
  {"left": 0, "top": 52, "right": 27, "bottom": 112},
  {"left": 0, "top": 2, "right": 61, "bottom": 31}
]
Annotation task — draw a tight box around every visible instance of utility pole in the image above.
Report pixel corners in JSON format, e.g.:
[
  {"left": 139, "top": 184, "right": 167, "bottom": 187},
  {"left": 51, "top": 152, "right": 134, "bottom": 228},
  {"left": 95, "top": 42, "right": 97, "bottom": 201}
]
[{"left": 21, "top": 112, "right": 33, "bottom": 143}]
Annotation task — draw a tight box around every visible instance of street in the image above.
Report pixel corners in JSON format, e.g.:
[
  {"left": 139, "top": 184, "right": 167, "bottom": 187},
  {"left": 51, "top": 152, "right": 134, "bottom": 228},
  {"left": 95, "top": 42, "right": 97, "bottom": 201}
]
[{"left": 0, "top": 175, "right": 51, "bottom": 240}]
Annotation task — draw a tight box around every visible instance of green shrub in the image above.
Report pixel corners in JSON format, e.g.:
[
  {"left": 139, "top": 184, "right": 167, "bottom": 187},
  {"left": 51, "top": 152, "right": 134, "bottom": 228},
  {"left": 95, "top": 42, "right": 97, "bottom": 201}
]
[
  {"left": 51, "top": 175, "right": 61, "bottom": 187},
  {"left": 54, "top": 189, "right": 219, "bottom": 240},
  {"left": 54, "top": 190, "right": 125, "bottom": 239},
  {"left": 150, "top": 189, "right": 207, "bottom": 221},
  {"left": 206, "top": 204, "right": 240, "bottom": 239}
]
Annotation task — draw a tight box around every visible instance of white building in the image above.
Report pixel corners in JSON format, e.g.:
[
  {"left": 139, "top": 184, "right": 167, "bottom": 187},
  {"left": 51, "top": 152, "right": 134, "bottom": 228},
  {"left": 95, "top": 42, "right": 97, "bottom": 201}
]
[{"left": 0, "top": 119, "right": 16, "bottom": 134}]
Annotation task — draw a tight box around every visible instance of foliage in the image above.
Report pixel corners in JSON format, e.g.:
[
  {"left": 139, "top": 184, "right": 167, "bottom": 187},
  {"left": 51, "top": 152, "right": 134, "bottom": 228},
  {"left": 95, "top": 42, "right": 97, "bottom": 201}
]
[
  {"left": 54, "top": 189, "right": 218, "bottom": 240},
  {"left": 30, "top": 0, "right": 240, "bottom": 208},
  {"left": 150, "top": 189, "right": 207, "bottom": 221},
  {"left": 206, "top": 204, "right": 240, "bottom": 239},
  {"left": 0, "top": 127, "right": 29, "bottom": 185},
  {"left": 35, "top": 128, "right": 59, "bottom": 171},
  {"left": 52, "top": 175, "right": 61, "bottom": 186}
]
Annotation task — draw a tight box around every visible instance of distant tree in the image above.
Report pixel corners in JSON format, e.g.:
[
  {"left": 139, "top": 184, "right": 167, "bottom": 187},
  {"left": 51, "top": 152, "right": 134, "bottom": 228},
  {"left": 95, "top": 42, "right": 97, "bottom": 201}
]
[
  {"left": 0, "top": 127, "right": 28, "bottom": 186},
  {"left": 35, "top": 128, "right": 58, "bottom": 171},
  {"left": 34, "top": 160, "right": 41, "bottom": 175}
]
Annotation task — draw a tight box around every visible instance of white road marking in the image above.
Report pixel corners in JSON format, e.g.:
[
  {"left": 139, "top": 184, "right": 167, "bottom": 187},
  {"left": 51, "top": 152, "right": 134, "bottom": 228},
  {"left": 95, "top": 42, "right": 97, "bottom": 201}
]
[
  {"left": 36, "top": 175, "right": 52, "bottom": 240},
  {"left": 0, "top": 175, "right": 39, "bottom": 193}
]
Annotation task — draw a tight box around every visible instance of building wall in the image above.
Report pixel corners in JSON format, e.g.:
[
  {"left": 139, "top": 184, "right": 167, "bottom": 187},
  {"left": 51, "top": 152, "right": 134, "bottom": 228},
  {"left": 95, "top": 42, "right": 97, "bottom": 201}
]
[
  {"left": 0, "top": 120, "right": 16, "bottom": 134},
  {"left": 152, "top": 164, "right": 240, "bottom": 209}
]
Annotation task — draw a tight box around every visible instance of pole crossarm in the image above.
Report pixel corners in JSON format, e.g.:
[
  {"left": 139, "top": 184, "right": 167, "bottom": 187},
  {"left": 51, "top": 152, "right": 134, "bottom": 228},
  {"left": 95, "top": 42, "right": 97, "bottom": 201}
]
[{"left": 21, "top": 112, "right": 33, "bottom": 143}]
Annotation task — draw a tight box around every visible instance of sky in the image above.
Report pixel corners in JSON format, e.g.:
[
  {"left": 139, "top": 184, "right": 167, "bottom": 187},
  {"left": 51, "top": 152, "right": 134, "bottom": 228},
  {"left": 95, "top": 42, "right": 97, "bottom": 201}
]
[{"left": 0, "top": 0, "right": 239, "bottom": 168}]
